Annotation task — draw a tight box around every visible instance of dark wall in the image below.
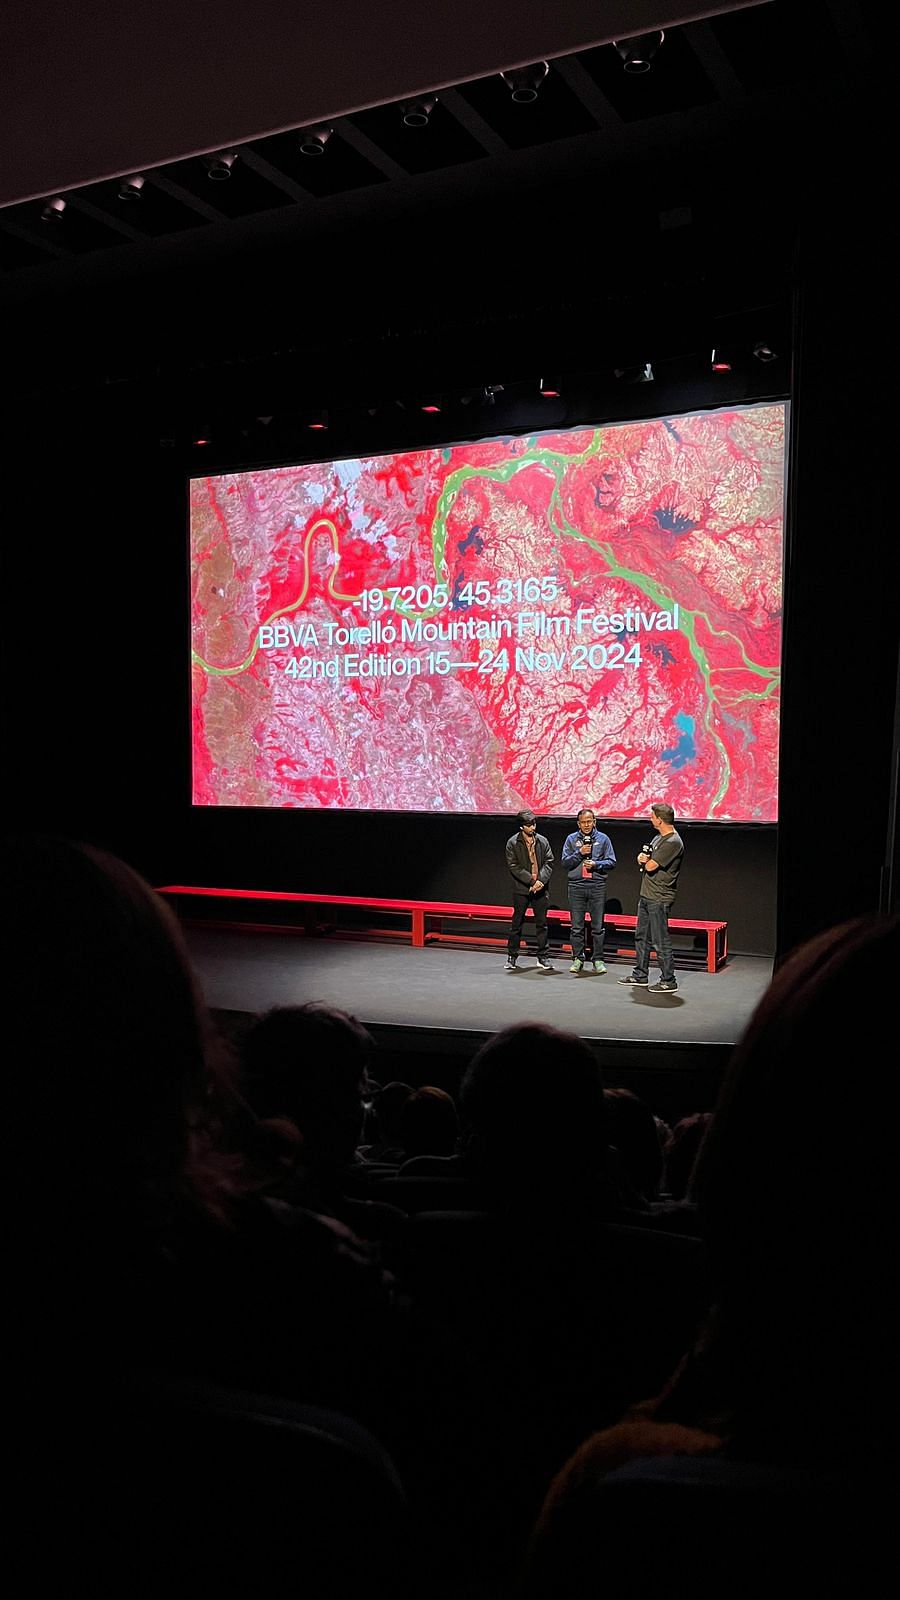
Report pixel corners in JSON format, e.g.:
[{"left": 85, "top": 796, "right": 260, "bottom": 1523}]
[
  {"left": 2, "top": 364, "right": 778, "bottom": 959},
  {"left": 172, "top": 811, "right": 776, "bottom": 956},
  {"left": 775, "top": 175, "right": 898, "bottom": 953},
  {"left": 3, "top": 95, "right": 894, "bottom": 961}
]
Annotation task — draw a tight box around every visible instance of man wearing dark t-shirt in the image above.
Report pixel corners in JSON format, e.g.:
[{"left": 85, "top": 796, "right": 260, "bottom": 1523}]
[{"left": 618, "top": 802, "right": 684, "bottom": 993}]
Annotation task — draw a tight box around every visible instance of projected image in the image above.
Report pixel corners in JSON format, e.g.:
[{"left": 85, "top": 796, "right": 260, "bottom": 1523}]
[{"left": 190, "top": 403, "right": 786, "bottom": 819}]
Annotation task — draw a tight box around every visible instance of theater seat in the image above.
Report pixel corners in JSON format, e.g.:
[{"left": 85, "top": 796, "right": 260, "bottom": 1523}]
[
  {"left": 523, "top": 1451, "right": 888, "bottom": 1599},
  {"left": 27, "top": 1376, "right": 415, "bottom": 1599},
  {"left": 373, "top": 1173, "right": 488, "bottom": 1212}
]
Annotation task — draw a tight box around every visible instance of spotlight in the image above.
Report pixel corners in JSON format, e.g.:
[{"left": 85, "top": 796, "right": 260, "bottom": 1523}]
[
  {"left": 500, "top": 62, "right": 549, "bottom": 103},
  {"left": 711, "top": 348, "right": 732, "bottom": 373},
  {"left": 308, "top": 410, "right": 328, "bottom": 431},
  {"left": 753, "top": 340, "right": 778, "bottom": 363},
  {"left": 40, "top": 196, "right": 66, "bottom": 223},
  {"left": 420, "top": 398, "right": 442, "bottom": 414},
  {"left": 205, "top": 150, "right": 238, "bottom": 180},
  {"left": 400, "top": 97, "right": 436, "bottom": 128},
  {"left": 614, "top": 363, "right": 654, "bottom": 384},
  {"left": 539, "top": 377, "right": 561, "bottom": 398},
  {"left": 117, "top": 174, "right": 145, "bottom": 200},
  {"left": 299, "top": 126, "right": 333, "bottom": 156},
  {"left": 614, "top": 31, "right": 665, "bottom": 73}
]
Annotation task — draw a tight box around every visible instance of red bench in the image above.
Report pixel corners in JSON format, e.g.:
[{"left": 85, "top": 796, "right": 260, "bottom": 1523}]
[{"left": 157, "top": 886, "right": 728, "bottom": 973}]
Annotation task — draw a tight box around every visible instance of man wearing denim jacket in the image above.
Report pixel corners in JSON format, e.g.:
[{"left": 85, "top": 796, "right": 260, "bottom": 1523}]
[{"left": 561, "top": 808, "right": 616, "bottom": 973}]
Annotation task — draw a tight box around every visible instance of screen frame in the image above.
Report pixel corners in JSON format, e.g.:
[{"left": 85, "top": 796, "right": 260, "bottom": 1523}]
[{"left": 187, "top": 391, "right": 791, "bottom": 825}]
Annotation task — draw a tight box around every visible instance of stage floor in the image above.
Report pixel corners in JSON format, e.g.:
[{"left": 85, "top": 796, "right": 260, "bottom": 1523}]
[{"left": 184, "top": 923, "right": 773, "bottom": 1114}]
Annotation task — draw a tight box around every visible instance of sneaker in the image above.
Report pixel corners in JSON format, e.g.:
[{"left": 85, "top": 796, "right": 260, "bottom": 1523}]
[
  {"left": 581, "top": 959, "right": 595, "bottom": 974},
  {"left": 535, "top": 957, "right": 555, "bottom": 971},
  {"left": 505, "top": 957, "right": 518, "bottom": 972},
  {"left": 618, "top": 974, "right": 649, "bottom": 986},
  {"left": 593, "top": 960, "right": 607, "bottom": 975},
  {"left": 569, "top": 958, "right": 583, "bottom": 973},
  {"left": 649, "top": 979, "right": 678, "bottom": 993}
]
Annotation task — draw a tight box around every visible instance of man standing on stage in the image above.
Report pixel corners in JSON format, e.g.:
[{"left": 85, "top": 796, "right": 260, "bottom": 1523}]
[
  {"left": 618, "top": 801, "right": 684, "bottom": 993},
  {"left": 561, "top": 808, "right": 616, "bottom": 974},
  {"left": 505, "top": 810, "right": 555, "bottom": 972}
]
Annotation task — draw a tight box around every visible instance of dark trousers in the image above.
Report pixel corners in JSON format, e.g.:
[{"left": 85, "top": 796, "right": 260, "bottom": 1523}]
[
  {"left": 567, "top": 878, "right": 607, "bottom": 961},
  {"left": 508, "top": 892, "right": 549, "bottom": 958},
  {"left": 633, "top": 894, "right": 675, "bottom": 983}
]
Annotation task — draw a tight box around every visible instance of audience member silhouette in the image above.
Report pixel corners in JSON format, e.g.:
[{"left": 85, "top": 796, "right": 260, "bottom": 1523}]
[
  {"left": 603, "top": 1086, "right": 665, "bottom": 1206},
  {"left": 6, "top": 834, "right": 419, "bottom": 1595},
  {"left": 521, "top": 911, "right": 900, "bottom": 1597},
  {"left": 239, "top": 1001, "right": 407, "bottom": 1244},
  {"left": 457, "top": 1021, "right": 612, "bottom": 1206},
  {"left": 6, "top": 835, "right": 407, "bottom": 1416},
  {"left": 242, "top": 1001, "right": 374, "bottom": 1147},
  {"left": 397, "top": 1084, "right": 459, "bottom": 1160},
  {"left": 358, "top": 1079, "right": 415, "bottom": 1163},
  {"left": 663, "top": 1110, "right": 712, "bottom": 1201},
  {"left": 402, "top": 1022, "right": 709, "bottom": 1584}
]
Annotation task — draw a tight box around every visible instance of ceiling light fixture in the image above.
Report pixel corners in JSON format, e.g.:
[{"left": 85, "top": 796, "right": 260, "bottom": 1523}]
[
  {"left": 539, "top": 377, "right": 561, "bottom": 398},
  {"left": 614, "top": 362, "right": 655, "bottom": 384},
  {"left": 117, "top": 174, "right": 146, "bottom": 200},
  {"left": 400, "top": 97, "right": 436, "bottom": 127},
  {"left": 613, "top": 31, "right": 665, "bottom": 73},
  {"left": 711, "top": 348, "right": 732, "bottom": 373},
  {"left": 40, "top": 196, "right": 66, "bottom": 223},
  {"left": 500, "top": 62, "right": 549, "bottom": 103},
  {"left": 753, "top": 340, "right": 778, "bottom": 363},
  {"left": 205, "top": 150, "right": 238, "bottom": 180},
  {"left": 308, "top": 410, "right": 329, "bottom": 431},
  {"left": 299, "top": 126, "right": 333, "bottom": 156}
]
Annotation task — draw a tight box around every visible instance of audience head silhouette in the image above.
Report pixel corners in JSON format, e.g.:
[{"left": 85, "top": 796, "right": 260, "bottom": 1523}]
[
  {"left": 692, "top": 910, "right": 900, "bottom": 1453},
  {"left": 362, "top": 1080, "right": 414, "bottom": 1159},
  {"left": 603, "top": 1087, "right": 664, "bottom": 1203},
  {"left": 6, "top": 831, "right": 226, "bottom": 1220},
  {"left": 399, "top": 1084, "right": 459, "bottom": 1158},
  {"left": 241, "top": 1002, "right": 374, "bottom": 1168},
  {"left": 459, "top": 1021, "right": 608, "bottom": 1196},
  {"left": 521, "top": 914, "right": 900, "bottom": 1600},
  {"left": 6, "top": 836, "right": 415, "bottom": 1598}
]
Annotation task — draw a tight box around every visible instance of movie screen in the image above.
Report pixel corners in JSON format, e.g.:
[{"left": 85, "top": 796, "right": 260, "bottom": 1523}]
[{"left": 191, "top": 401, "right": 786, "bottom": 820}]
